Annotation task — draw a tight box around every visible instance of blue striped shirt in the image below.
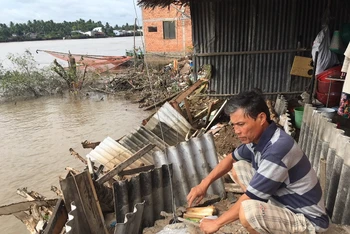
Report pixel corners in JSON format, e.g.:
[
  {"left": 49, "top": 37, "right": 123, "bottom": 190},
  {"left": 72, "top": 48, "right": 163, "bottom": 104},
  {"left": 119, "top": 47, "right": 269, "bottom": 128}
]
[{"left": 233, "top": 122, "right": 329, "bottom": 231}]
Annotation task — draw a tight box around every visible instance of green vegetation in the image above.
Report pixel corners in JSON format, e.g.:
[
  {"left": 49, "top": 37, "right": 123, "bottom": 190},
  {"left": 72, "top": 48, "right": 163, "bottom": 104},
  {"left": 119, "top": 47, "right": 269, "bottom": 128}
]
[
  {"left": 0, "top": 51, "right": 99, "bottom": 98},
  {"left": 0, "top": 50, "right": 62, "bottom": 97},
  {"left": 0, "top": 19, "right": 142, "bottom": 42}
]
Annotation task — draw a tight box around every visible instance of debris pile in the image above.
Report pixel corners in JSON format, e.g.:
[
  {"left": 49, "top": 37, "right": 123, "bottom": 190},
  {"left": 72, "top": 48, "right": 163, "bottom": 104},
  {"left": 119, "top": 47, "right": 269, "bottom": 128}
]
[
  {"left": 0, "top": 70, "right": 302, "bottom": 234},
  {"left": 90, "top": 57, "right": 196, "bottom": 110}
]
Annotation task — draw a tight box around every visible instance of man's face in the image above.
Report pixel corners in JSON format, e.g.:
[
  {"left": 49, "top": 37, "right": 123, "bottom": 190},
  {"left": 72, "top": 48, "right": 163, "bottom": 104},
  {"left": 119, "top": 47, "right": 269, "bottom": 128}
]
[{"left": 229, "top": 108, "right": 266, "bottom": 144}]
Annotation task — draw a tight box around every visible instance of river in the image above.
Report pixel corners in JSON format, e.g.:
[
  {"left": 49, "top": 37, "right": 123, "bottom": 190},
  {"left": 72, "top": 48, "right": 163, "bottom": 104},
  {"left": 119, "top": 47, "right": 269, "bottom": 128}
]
[{"left": 0, "top": 37, "right": 149, "bottom": 234}]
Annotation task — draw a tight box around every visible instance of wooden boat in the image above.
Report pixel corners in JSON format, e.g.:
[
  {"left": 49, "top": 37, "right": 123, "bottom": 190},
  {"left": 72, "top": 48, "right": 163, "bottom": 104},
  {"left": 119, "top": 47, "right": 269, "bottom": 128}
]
[{"left": 37, "top": 49, "right": 132, "bottom": 73}]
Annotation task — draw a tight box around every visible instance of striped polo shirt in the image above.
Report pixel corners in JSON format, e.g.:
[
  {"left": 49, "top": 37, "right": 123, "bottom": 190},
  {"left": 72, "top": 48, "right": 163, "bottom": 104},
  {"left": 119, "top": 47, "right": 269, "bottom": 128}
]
[{"left": 233, "top": 122, "right": 329, "bottom": 231}]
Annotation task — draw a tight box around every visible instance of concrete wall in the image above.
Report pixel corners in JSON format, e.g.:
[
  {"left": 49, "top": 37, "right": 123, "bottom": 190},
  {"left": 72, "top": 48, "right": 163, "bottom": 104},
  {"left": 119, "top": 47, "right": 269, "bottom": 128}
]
[{"left": 142, "top": 5, "right": 193, "bottom": 56}]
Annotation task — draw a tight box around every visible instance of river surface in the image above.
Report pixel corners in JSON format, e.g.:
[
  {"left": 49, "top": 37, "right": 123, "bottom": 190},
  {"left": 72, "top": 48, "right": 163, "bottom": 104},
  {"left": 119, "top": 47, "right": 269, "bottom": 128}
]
[{"left": 0, "top": 37, "right": 148, "bottom": 234}]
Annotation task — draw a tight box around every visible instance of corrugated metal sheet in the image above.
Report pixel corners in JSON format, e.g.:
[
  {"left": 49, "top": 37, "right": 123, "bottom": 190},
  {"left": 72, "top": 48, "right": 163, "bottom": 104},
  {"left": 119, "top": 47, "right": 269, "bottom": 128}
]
[
  {"left": 145, "top": 102, "right": 193, "bottom": 146},
  {"left": 113, "top": 133, "right": 225, "bottom": 231},
  {"left": 86, "top": 136, "right": 153, "bottom": 170},
  {"left": 274, "top": 95, "right": 288, "bottom": 116},
  {"left": 118, "top": 126, "right": 168, "bottom": 162},
  {"left": 114, "top": 202, "right": 145, "bottom": 234},
  {"left": 190, "top": 0, "right": 350, "bottom": 94},
  {"left": 66, "top": 201, "right": 87, "bottom": 234},
  {"left": 299, "top": 104, "right": 350, "bottom": 225},
  {"left": 113, "top": 164, "right": 173, "bottom": 229},
  {"left": 153, "top": 132, "right": 226, "bottom": 206}
]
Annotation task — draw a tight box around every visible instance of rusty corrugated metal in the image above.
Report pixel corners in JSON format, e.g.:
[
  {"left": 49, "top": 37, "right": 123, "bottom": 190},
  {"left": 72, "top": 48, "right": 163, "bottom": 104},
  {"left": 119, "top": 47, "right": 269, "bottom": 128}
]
[
  {"left": 65, "top": 202, "right": 85, "bottom": 234},
  {"left": 113, "top": 164, "right": 173, "bottom": 229},
  {"left": 113, "top": 133, "right": 225, "bottom": 231},
  {"left": 114, "top": 202, "right": 145, "bottom": 234},
  {"left": 118, "top": 126, "right": 168, "bottom": 162},
  {"left": 153, "top": 132, "right": 226, "bottom": 206},
  {"left": 145, "top": 102, "right": 193, "bottom": 146},
  {"left": 190, "top": 0, "right": 350, "bottom": 94}
]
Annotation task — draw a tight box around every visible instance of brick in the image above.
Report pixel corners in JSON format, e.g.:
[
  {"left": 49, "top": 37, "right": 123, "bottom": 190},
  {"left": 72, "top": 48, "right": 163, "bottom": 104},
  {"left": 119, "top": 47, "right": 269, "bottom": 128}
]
[{"left": 142, "top": 6, "right": 193, "bottom": 54}]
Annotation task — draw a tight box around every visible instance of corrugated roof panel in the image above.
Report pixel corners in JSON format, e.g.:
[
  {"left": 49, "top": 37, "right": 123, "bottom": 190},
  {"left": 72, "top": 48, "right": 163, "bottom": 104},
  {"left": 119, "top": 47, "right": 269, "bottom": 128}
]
[
  {"left": 299, "top": 104, "right": 350, "bottom": 225},
  {"left": 153, "top": 132, "right": 226, "bottom": 206},
  {"left": 86, "top": 136, "right": 152, "bottom": 170},
  {"left": 118, "top": 126, "right": 168, "bottom": 163},
  {"left": 145, "top": 102, "right": 192, "bottom": 145},
  {"left": 113, "top": 164, "right": 173, "bottom": 229},
  {"left": 114, "top": 202, "right": 145, "bottom": 234}
]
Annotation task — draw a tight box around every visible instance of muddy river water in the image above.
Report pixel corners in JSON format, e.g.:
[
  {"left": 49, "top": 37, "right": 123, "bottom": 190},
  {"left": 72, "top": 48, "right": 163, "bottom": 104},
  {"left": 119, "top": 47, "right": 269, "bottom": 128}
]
[
  {"left": 0, "top": 37, "right": 146, "bottom": 234},
  {"left": 0, "top": 95, "right": 149, "bottom": 234}
]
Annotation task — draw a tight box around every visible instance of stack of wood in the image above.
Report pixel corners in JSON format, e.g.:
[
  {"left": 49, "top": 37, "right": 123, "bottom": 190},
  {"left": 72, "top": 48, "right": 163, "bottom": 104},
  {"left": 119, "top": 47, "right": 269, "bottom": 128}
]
[{"left": 183, "top": 206, "right": 217, "bottom": 222}]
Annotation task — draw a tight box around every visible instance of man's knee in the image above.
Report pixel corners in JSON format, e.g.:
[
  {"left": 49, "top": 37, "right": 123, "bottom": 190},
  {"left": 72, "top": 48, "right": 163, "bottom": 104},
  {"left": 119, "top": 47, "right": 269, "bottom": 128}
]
[
  {"left": 231, "top": 167, "right": 247, "bottom": 192},
  {"left": 231, "top": 167, "right": 239, "bottom": 182},
  {"left": 239, "top": 202, "right": 259, "bottom": 234}
]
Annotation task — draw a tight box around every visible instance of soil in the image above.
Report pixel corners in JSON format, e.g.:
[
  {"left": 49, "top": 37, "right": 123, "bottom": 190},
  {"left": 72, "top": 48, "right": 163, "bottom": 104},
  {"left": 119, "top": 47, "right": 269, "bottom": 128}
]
[{"left": 212, "top": 124, "right": 242, "bottom": 157}]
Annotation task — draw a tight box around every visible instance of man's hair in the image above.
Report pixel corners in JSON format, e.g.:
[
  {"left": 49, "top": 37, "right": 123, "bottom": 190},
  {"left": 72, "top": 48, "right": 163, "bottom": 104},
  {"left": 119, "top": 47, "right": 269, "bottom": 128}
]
[{"left": 224, "top": 90, "right": 271, "bottom": 122}]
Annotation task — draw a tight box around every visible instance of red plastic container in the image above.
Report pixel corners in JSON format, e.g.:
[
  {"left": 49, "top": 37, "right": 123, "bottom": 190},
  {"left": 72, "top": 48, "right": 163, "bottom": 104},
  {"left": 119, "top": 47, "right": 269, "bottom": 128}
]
[
  {"left": 316, "top": 91, "right": 341, "bottom": 107},
  {"left": 317, "top": 66, "right": 342, "bottom": 81},
  {"left": 317, "top": 78, "right": 344, "bottom": 93}
]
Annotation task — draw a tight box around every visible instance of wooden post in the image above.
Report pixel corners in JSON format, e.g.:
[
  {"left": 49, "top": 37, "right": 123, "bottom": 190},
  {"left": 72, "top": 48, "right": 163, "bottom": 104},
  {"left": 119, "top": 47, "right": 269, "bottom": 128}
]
[
  {"left": 44, "top": 199, "right": 68, "bottom": 234},
  {"left": 133, "top": 18, "right": 137, "bottom": 71},
  {"left": 184, "top": 98, "right": 193, "bottom": 124}
]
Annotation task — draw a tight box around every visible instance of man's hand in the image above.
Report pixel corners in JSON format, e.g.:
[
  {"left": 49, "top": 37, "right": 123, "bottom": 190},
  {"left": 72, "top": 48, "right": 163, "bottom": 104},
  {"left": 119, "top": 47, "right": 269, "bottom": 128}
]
[
  {"left": 200, "top": 218, "right": 221, "bottom": 234},
  {"left": 187, "top": 183, "right": 207, "bottom": 207}
]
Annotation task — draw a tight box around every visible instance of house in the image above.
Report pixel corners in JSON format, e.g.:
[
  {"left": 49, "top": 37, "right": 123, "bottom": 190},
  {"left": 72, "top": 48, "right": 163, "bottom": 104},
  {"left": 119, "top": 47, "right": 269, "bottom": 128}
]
[
  {"left": 141, "top": 4, "right": 192, "bottom": 57},
  {"left": 139, "top": 0, "right": 350, "bottom": 96}
]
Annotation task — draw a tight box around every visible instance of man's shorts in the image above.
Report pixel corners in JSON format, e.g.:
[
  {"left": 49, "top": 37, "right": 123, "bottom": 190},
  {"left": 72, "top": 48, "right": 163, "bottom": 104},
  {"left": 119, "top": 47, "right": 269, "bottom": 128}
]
[{"left": 232, "top": 160, "right": 317, "bottom": 234}]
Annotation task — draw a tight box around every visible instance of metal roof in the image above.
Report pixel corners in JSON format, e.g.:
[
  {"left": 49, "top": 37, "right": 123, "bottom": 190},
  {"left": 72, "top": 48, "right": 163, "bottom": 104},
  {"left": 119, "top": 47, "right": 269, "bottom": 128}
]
[
  {"left": 118, "top": 126, "right": 168, "bottom": 162},
  {"left": 113, "top": 164, "right": 173, "bottom": 229},
  {"left": 189, "top": 0, "right": 350, "bottom": 95},
  {"left": 114, "top": 202, "right": 145, "bottom": 234},
  {"left": 113, "top": 133, "right": 225, "bottom": 231},
  {"left": 153, "top": 132, "right": 225, "bottom": 206},
  {"left": 145, "top": 102, "right": 193, "bottom": 146},
  {"left": 86, "top": 136, "right": 156, "bottom": 170}
]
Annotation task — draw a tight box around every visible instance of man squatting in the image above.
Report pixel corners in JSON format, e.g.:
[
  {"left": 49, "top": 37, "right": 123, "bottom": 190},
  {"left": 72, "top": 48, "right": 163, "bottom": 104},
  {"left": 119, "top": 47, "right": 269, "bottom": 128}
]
[{"left": 187, "top": 90, "right": 329, "bottom": 234}]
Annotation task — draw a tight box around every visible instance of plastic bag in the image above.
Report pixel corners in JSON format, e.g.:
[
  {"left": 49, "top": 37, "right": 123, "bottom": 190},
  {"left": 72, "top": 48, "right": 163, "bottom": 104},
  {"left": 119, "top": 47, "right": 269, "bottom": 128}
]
[{"left": 312, "top": 26, "right": 339, "bottom": 75}]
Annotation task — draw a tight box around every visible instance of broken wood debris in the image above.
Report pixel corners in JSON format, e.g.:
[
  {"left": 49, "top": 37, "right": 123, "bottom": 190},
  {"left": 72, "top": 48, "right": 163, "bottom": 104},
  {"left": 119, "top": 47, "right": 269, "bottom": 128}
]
[
  {"left": 2, "top": 67, "right": 286, "bottom": 234},
  {"left": 97, "top": 143, "right": 155, "bottom": 184}
]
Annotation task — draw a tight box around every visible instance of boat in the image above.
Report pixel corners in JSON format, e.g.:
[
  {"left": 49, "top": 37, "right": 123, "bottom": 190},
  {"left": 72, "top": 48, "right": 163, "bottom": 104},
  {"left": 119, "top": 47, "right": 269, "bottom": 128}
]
[{"left": 36, "top": 49, "right": 132, "bottom": 73}]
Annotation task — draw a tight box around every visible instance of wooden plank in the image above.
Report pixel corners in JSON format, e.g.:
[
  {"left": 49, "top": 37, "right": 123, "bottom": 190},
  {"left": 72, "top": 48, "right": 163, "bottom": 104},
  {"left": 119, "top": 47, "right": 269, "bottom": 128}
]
[
  {"left": 44, "top": 198, "right": 68, "bottom": 234},
  {"left": 60, "top": 173, "right": 91, "bottom": 234},
  {"left": 174, "top": 79, "right": 205, "bottom": 103},
  {"left": 204, "top": 101, "right": 214, "bottom": 125},
  {"left": 118, "top": 165, "right": 155, "bottom": 177},
  {"left": 70, "top": 148, "right": 98, "bottom": 170},
  {"left": 169, "top": 100, "right": 185, "bottom": 117},
  {"left": 60, "top": 171, "right": 108, "bottom": 234},
  {"left": 74, "top": 171, "right": 108, "bottom": 234},
  {"left": 183, "top": 98, "right": 193, "bottom": 124},
  {"left": 97, "top": 144, "right": 155, "bottom": 184},
  {"left": 143, "top": 91, "right": 181, "bottom": 111},
  {"left": 0, "top": 199, "right": 57, "bottom": 216}
]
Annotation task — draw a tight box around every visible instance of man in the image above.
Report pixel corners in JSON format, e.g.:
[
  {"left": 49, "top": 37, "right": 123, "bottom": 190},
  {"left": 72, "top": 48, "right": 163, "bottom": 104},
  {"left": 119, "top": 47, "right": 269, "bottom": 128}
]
[{"left": 187, "top": 90, "right": 329, "bottom": 234}]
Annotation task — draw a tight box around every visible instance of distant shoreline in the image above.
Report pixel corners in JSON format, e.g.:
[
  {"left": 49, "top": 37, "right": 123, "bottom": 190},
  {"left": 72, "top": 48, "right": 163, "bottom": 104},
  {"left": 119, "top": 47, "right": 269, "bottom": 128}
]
[{"left": 0, "top": 35, "right": 142, "bottom": 44}]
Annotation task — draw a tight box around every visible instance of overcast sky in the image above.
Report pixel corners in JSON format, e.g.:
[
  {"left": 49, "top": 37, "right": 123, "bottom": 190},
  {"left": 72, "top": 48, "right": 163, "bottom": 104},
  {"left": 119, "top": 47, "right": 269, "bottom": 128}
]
[{"left": 0, "top": 0, "right": 142, "bottom": 26}]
